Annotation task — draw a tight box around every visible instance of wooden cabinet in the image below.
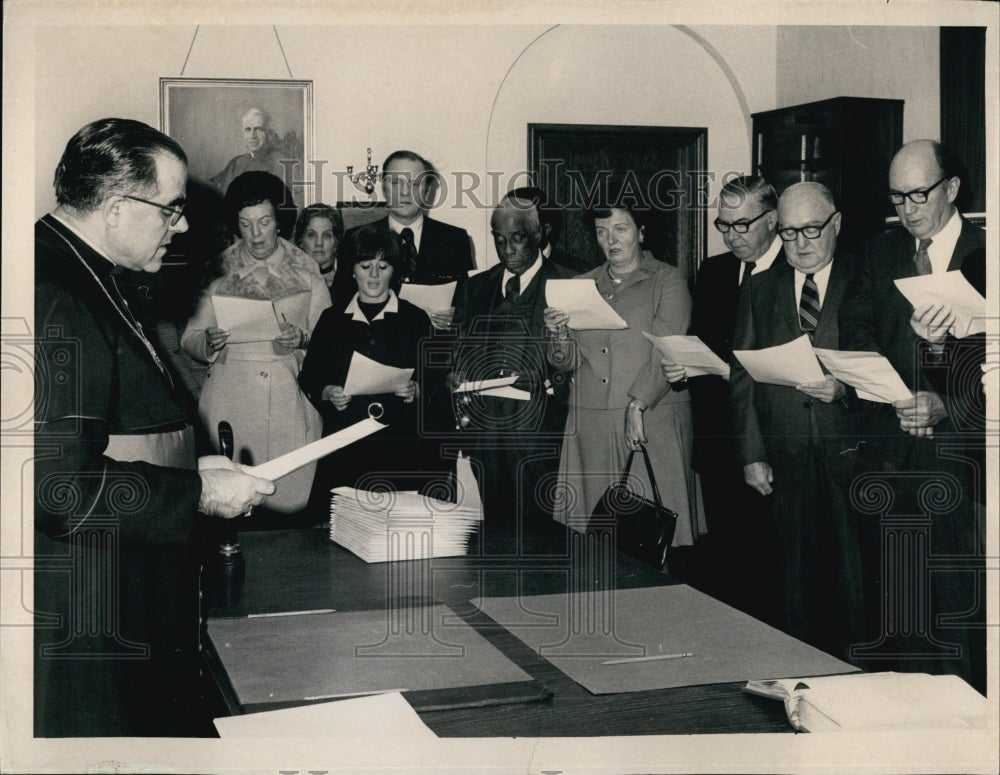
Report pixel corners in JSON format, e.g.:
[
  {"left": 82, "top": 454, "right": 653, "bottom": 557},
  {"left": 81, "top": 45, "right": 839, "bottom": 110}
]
[{"left": 752, "top": 97, "right": 903, "bottom": 252}]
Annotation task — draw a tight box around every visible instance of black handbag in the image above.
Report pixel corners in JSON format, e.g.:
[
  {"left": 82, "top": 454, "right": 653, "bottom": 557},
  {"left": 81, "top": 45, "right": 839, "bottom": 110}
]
[{"left": 587, "top": 445, "right": 678, "bottom": 570}]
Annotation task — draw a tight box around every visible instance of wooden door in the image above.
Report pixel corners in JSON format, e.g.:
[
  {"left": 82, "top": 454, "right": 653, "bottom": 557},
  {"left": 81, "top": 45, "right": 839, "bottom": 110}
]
[{"left": 529, "top": 124, "right": 707, "bottom": 280}]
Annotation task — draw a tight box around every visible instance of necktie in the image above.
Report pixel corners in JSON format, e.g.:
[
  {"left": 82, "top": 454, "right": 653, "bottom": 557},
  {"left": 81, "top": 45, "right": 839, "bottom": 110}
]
[
  {"left": 741, "top": 260, "right": 757, "bottom": 287},
  {"left": 913, "top": 238, "right": 933, "bottom": 276},
  {"left": 799, "top": 273, "right": 820, "bottom": 338},
  {"left": 400, "top": 227, "right": 417, "bottom": 280},
  {"left": 505, "top": 274, "right": 520, "bottom": 304}
]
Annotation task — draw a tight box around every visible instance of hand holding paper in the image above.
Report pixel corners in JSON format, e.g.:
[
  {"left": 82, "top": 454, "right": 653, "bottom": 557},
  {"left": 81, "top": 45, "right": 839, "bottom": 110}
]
[
  {"left": 212, "top": 295, "right": 282, "bottom": 344},
  {"left": 643, "top": 332, "right": 730, "bottom": 379},
  {"left": 812, "top": 348, "right": 911, "bottom": 404},
  {"left": 399, "top": 281, "right": 457, "bottom": 321},
  {"left": 733, "top": 335, "right": 824, "bottom": 387},
  {"left": 545, "top": 279, "right": 628, "bottom": 330},
  {"left": 244, "top": 418, "right": 386, "bottom": 481},
  {"left": 893, "top": 270, "right": 987, "bottom": 338},
  {"left": 343, "top": 351, "right": 414, "bottom": 396}
]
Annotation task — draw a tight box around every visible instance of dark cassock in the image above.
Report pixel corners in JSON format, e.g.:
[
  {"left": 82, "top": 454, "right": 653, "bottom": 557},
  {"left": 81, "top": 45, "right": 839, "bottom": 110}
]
[{"left": 33, "top": 215, "right": 209, "bottom": 737}]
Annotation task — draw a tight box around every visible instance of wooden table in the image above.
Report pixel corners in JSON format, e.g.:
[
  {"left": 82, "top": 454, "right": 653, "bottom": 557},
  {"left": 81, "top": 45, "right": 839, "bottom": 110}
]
[{"left": 202, "top": 524, "right": 794, "bottom": 736}]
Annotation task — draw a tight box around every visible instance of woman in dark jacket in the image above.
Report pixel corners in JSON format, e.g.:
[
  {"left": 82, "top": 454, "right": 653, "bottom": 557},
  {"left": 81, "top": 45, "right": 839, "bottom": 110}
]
[{"left": 299, "top": 225, "right": 434, "bottom": 518}]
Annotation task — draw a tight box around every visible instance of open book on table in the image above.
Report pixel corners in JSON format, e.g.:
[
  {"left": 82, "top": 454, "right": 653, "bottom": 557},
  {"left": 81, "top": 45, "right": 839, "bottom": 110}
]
[{"left": 743, "top": 672, "right": 988, "bottom": 732}]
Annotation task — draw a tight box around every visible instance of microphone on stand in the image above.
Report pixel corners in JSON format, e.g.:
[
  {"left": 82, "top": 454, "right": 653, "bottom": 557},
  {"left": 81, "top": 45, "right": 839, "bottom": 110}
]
[{"left": 217, "top": 421, "right": 242, "bottom": 557}]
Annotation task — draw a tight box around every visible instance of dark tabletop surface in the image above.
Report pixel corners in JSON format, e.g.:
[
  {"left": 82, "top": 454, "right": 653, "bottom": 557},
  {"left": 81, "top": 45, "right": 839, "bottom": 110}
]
[{"left": 201, "top": 523, "right": 792, "bottom": 736}]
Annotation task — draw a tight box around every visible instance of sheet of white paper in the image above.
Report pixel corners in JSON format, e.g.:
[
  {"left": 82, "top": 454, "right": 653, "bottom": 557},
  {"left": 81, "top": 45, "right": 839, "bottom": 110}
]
[
  {"left": 813, "top": 348, "right": 912, "bottom": 404},
  {"left": 546, "top": 279, "right": 628, "bottom": 330},
  {"left": 454, "top": 375, "right": 519, "bottom": 394},
  {"left": 399, "top": 281, "right": 457, "bottom": 316},
  {"left": 213, "top": 691, "right": 436, "bottom": 739},
  {"left": 642, "top": 332, "right": 730, "bottom": 378},
  {"left": 893, "top": 270, "right": 988, "bottom": 338},
  {"left": 479, "top": 385, "right": 531, "bottom": 401},
  {"left": 343, "top": 351, "right": 414, "bottom": 395},
  {"left": 245, "top": 418, "right": 386, "bottom": 481},
  {"left": 733, "top": 335, "right": 825, "bottom": 387},
  {"left": 212, "top": 295, "right": 281, "bottom": 344}
]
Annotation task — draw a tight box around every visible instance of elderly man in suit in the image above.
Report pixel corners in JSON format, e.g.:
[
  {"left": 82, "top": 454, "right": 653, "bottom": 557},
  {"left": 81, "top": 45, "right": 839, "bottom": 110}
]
[
  {"left": 730, "top": 182, "right": 865, "bottom": 660},
  {"left": 333, "top": 150, "right": 475, "bottom": 321},
  {"left": 839, "top": 139, "right": 986, "bottom": 692},
  {"left": 663, "top": 175, "right": 784, "bottom": 620},
  {"left": 450, "top": 193, "right": 571, "bottom": 536}
]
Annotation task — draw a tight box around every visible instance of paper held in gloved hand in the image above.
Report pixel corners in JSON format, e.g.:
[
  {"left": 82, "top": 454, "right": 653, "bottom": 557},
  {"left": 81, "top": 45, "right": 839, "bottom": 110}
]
[{"left": 244, "top": 418, "right": 386, "bottom": 481}]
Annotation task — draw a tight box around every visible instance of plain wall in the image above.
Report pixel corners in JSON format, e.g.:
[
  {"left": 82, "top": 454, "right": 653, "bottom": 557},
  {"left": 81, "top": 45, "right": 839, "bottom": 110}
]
[
  {"left": 33, "top": 23, "right": 776, "bottom": 264},
  {"left": 775, "top": 25, "right": 939, "bottom": 142},
  {"left": 34, "top": 24, "right": 939, "bottom": 266}
]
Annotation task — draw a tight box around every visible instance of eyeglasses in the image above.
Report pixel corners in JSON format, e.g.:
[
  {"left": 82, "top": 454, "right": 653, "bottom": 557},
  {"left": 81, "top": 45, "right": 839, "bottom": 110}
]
[
  {"left": 886, "top": 177, "right": 948, "bottom": 206},
  {"left": 122, "top": 194, "right": 186, "bottom": 226},
  {"left": 777, "top": 210, "right": 839, "bottom": 242},
  {"left": 714, "top": 209, "right": 773, "bottom": 234}
]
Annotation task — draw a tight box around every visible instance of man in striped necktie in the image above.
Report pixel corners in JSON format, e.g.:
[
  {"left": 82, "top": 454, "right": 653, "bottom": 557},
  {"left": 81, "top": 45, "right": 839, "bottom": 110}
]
[{"left": 730, "top": 182, "right": 864, "bottom": 662}]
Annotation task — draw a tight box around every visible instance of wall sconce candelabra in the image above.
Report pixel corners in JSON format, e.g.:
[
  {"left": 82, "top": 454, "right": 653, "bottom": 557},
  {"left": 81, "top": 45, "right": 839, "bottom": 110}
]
[{"left": 346, "top": 147, "right": 381, "bottom": 195}]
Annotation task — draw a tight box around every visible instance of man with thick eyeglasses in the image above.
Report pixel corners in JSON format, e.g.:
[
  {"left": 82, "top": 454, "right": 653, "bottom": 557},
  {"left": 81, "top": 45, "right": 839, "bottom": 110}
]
[
  {"left": 659, "top": 175, "right": 783, "bottom": 622},
  {"left": 730, "top": 182, "right": 865, "bottom": 661},
  {"left": 34, "top": 118, "right": 275, "bottom": 736},
  {"left": 120, "top": 193, "right": 187, "bottom": 226},
  {"left": 839, "top": 139, "right": 985, "bottom": 693}
]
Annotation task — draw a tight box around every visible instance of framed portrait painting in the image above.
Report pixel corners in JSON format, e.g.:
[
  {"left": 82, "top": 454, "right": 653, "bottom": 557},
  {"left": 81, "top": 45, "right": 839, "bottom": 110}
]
[{"left": 160, "top": 77, "right": 313, "bottom": 205}]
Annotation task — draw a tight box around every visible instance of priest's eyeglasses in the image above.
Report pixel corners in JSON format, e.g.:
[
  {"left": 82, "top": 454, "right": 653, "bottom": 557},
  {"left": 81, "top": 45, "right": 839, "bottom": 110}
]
[
  {"left": 886, "top": 177, "right": 948, "bottom": 206},
  {"left": 122, "top": 195, "right": 187, "bottom": 226},
  {"left": 777, "top": 210, "right": 839, "bottom": 241},
  {"left": 713, "top": 210, "right": 773, "bottom": 234}
]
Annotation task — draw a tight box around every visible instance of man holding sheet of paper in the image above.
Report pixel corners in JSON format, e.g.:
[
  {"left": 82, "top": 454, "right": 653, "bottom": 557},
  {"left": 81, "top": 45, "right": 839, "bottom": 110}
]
[
  {"left": 299, "top": 225, "right": 438, "bottom": 517},
  {"left": 730, "top": 182, "right": 866, "bottom": 661},
  {"left": 661, "top": 175, "right": 784, "bottom": 620},
  {"left": 838, "top": 140, "right": 985, "bottom": 692},
  {"left": 449, "top": 193, "right": 572, "bottom": 532}
]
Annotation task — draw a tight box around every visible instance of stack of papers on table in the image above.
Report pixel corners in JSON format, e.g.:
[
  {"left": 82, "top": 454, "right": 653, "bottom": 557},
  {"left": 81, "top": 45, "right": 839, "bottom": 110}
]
[{"left": 330, "top": 487, "right": 481, "bottom": 562}]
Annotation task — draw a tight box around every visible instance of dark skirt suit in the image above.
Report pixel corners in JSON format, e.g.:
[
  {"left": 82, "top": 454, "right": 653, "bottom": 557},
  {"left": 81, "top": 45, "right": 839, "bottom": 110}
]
[{"left": 298, "top": 292, "right": 435, "bottom": 519}]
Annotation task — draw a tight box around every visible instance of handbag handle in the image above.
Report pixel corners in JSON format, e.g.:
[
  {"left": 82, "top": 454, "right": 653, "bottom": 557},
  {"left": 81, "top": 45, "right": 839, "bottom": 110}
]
[{"left": 618, "top": 444, "right": 665, "bottom": 510}]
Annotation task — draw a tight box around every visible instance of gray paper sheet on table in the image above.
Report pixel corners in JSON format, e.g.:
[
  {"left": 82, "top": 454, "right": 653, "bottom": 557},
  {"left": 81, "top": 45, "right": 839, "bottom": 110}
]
[
  {"left": 476, "top": 585, "right": 859, "bottom": 694},
  {"left": 208, "top": 604, "right": 533, "bottom": 705}
]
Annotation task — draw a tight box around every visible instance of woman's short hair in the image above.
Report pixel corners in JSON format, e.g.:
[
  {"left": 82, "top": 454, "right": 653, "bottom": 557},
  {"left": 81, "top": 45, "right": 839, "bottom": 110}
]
[
  {"left": 223, "top": 171, "right": 297, "bottom": 239},
  {"left": 293, "top": 203, "right": 345, "bottom": 246},
  {"left": 583, "top": 201, "right": 647, "bottom": 239},
  {"left": 344, "top": 224, "right": 403, "bottom": 292}
]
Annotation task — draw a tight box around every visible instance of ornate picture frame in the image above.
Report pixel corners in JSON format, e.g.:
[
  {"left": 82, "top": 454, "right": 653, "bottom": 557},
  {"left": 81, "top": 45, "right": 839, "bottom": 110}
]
[{"left": 160, "top": 77, "right": 314, "bottom": 205}]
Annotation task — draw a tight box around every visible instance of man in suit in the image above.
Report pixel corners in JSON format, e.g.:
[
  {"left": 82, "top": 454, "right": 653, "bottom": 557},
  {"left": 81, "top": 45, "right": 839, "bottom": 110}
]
[
  {"left": 730, "top": 182, "right": 865, "bottom": 660},
  {"left": 664, "top": 175, "right": 784, "bottom": 621},
  {"left": 839, "top": 139, "right": 986, "bottom": 692},
  {"left": 450, "top": 194, "right": 572, "bottom": 538},
  {"left": 333, "top": 149, "right": 475, "bottom": 323},
  {"left": 508, "top": 186, "right": 590, "bottom": 275}
]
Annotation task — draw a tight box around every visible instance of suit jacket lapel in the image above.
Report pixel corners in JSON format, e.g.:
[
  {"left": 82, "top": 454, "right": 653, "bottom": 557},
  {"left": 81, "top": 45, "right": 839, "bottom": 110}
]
[
  {"left": 947, "top": 217, "right": 977, "bottom": 272},
  {"left": 814, "top": 254, "right": 850, "bottom": 348},
  {"left": 774, "top": 259, "right": 801, "bottom": 343}
]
